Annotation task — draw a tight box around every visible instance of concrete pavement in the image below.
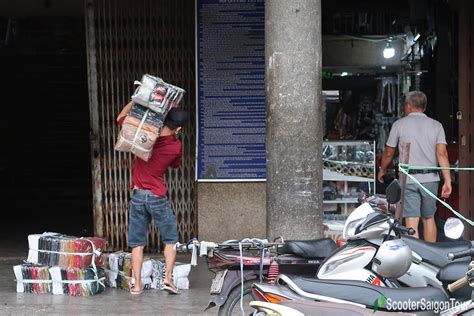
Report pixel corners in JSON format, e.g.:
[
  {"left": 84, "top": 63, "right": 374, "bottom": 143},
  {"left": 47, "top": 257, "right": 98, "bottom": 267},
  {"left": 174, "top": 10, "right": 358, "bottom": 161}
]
[{"left": 0, "top": 245, "right": 218, "bottom": 315}]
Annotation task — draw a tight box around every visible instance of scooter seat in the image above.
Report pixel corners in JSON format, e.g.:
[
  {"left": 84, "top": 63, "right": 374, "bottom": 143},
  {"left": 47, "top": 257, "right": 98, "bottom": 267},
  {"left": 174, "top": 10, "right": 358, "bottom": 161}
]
[
  {"left": 290, "top": 277, "right": 448, "bottom": 311},
  {"left": 277, "top": 238, "right": 336, "bottom": 259},
  {"left": 401, "top": 236, "right": 471, "bottom": 267},
  {"left": 436, "top": 261, "right": 471, "bottom": 300}
]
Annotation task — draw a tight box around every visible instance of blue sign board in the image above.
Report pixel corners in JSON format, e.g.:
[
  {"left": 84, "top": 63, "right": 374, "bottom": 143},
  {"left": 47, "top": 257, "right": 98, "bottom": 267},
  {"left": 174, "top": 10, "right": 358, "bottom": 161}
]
[{"left": 196, "top": 0, "right": 266, "bottom": 181}]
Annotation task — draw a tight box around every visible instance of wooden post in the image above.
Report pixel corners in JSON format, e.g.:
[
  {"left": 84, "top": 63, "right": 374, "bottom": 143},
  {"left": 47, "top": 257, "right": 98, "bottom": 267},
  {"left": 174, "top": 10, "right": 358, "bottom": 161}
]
[{"left": 395, "top": 143, "right": 410, "bottom": 221}]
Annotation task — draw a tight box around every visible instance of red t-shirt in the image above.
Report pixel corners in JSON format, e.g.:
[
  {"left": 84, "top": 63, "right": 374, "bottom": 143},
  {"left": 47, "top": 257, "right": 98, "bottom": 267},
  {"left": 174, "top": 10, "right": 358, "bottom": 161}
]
[{"left": 118, "top": 116, "right": 182, "bottom": 197}]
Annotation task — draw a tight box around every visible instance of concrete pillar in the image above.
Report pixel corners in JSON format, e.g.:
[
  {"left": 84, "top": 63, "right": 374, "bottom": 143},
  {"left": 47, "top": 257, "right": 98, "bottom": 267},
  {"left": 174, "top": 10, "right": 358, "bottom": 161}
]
[{"left": 265, "top": 0, "right": 323, "bottom": 240}]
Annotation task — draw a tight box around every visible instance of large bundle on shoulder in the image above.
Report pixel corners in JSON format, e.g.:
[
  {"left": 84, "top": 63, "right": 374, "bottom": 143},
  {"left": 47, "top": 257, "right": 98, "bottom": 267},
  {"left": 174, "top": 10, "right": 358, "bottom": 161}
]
[{"left": 115, "top": 74, "right": 186, "bottom": 161}]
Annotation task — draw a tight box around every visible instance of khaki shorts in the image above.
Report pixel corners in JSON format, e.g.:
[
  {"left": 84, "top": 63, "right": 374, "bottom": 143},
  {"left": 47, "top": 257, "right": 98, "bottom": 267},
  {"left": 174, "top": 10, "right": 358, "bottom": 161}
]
[{"left": 403, "top": 182, "right": 439, "bottom": 218}]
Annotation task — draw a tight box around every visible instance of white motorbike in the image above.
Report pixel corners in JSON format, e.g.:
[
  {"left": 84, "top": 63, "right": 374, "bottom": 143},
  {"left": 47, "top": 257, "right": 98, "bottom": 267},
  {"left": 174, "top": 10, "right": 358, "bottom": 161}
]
[{"left": 252, "top": 180, "right": 472, "bottom": 313}]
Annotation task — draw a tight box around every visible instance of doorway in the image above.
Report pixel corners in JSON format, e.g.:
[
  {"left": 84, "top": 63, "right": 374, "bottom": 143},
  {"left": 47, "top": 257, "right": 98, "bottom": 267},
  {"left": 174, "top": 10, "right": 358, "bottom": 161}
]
[{"left": 0, "top": 13, "right": 93, "bottom": 249}]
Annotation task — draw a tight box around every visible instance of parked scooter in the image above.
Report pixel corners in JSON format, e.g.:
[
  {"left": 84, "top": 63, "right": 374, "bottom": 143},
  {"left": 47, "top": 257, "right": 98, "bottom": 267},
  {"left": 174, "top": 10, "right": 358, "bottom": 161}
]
[
  {"left": 176, "top": 237, "right": 336, "bottom": 316},
  {"left": 316, "top": 180, "right": 470, "bottom": 294},
  {"left": 398, "top": 219, "right": 471, "bottom": 290},
  {"left": 207, "top": 238, "right": 336, "bottom": 315},
  {"left": 358, "top": 184, "right": 471, "bottom": 291},
  {"left": 439, "top": 246, "right": 474, "bottom": 315},
  {"left": 251, "top": 181, "right": 472, "bottom": 313}
]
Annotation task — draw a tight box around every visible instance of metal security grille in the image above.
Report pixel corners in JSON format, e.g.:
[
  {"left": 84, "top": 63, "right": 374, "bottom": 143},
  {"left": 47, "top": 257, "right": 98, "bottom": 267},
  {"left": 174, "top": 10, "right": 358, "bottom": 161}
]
[{"left": 85, "top": 0, "right": 196, "bottom": 251}]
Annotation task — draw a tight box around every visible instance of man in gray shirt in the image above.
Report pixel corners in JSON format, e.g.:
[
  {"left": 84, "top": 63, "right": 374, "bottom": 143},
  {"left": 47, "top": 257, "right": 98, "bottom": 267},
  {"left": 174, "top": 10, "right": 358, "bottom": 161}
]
[{"left": 378, "top": 91, "right": 451, "bottom": 242}]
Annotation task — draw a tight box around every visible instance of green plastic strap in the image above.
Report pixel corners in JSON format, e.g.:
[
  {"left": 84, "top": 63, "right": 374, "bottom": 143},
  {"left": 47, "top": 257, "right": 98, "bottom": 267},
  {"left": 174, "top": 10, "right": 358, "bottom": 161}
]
[
  {"left": 398, "top": 165, "right": 474, "bottom": 226},
  {"left": 399, "top": 163, "right": 474, "bottom": 171}
]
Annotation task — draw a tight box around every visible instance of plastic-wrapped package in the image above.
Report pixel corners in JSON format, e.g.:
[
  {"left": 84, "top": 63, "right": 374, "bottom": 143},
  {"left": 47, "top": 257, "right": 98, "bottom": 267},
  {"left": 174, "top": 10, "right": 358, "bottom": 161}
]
[
  {"left": 104, "top": 252, "right": 153, "bottom": 290},
  {"left": 13, "top": 263, "right": 105, "bottom": 296},
  {"left": 114, "top": 115, "right": 159, "bottom": 161},
  {"left": 104, "top": 252, "right": 191, "bottom": 290},
  {"left": 115, "top": 74, "right": 185, "bottom": 160},
  {"left": 27, "top": 233, "right": 106, "bottom": 269},
  {"left": 105, "top": 271, "right": 152, "bottom": 290},
  {"left": 151, "top": 259, "right": 166, "bottom": 289},
  {"left": 105, "top": 252, "right": 153, "bottom": 278},
  {"left": 13, "top": 263, "right": 51, "bottom": 294},
  {"left": 150, "top": 259, "right": 191, "bottom": 290},
  {"left": 49, "top": 266, "right": 105, "bottom": 296},
  {"left": 131, "top": 74, "right": 185, "bottom": 115},
  {"left": 128, "top": 103, "right": 164, "bottom": 129},
  {"left": 114, "top": 103, "right": 163, "bottom": 161},
  {"left": 173, "top": 263, "right": 191, "bottom": 290}
]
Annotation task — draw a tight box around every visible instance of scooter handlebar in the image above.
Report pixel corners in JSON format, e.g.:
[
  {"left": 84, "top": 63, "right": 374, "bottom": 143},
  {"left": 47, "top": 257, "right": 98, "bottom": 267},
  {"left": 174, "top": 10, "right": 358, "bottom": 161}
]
[
  {"left": 393, "top": 222, "right": 416, "bottom": 235},
  {"left": 406, "top": 227, "right": 416, "bottom": 235},
  {"left": 447, "top": 276, "right": 468, "bottom": 292},
  {"left": 174, "top": 242, "right": 194, "bottom": 252},
  {"left": 447, "top": 248, "right": 474, "bottom": 261}
]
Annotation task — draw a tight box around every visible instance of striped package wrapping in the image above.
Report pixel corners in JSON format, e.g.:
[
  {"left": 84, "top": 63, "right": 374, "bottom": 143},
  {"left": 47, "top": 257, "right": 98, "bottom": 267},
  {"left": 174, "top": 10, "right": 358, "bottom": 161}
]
[
  {"left": 131, "top": 74, "right": 185, "bottom": 115},
  {"left": 105, "top": 252, "right": 153, "bottom": 290},
  {"left": 27, "top": 233, "right": 106, "bottom": 269},
  {"left": 13, "top": 263, "right": 105, "bottom": 296}
]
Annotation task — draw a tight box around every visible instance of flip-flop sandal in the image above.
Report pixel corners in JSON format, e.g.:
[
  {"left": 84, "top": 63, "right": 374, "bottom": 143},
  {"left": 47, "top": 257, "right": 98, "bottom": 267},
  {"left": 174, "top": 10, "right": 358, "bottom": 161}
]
[
  {"left": 129, "top": 288, "right": 143, "bottom": 295},
  {"left": 163, "top": 283, "right": 181, "bottom": 295},
  {"left": 129, "top": 282, "right": 143, "bottom": 295}
]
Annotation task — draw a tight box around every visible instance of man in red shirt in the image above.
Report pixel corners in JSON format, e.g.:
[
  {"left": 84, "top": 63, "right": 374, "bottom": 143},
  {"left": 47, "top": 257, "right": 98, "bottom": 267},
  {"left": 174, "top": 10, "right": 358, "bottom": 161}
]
[{"left": 117, "top": 102, "right": 189, "bottom": 294}]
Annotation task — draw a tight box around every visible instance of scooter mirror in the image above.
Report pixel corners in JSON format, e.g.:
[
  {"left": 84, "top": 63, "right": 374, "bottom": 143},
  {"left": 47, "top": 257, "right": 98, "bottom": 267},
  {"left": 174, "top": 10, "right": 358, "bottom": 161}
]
[
  {"left": 385, "top": 179, "right": 401, "bottom": 204},
  {"left": 444, "top": 217, "right": 464, "bottom": 240}
]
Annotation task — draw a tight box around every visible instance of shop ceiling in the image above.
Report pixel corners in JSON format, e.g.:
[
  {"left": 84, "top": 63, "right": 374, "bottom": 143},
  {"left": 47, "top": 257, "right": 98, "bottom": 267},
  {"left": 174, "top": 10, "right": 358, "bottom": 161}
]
[
  {"left": 321, "top": 0, "right": 433, "bottom": 77},
  {"left": 1, "top": 0, "right": 431, "bottom": 77}
]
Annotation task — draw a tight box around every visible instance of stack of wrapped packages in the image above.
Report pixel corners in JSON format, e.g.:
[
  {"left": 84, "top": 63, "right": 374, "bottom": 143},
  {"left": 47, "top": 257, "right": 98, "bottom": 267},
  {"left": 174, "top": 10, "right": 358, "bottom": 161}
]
[
  {"left": 115, "top": 74, "right": 186, "bottom": 161},
  {"left": 105, "top": 251, "right": 191, "bottom": 291},
  {"left": 151, "top": 258, "right": 191, "bottom": 290},
  {"left": 13, "top": 232, "right": 107, "bottom": 296},
  {"left": 105, "top": 252, "right": 154, "bottom": 290}
]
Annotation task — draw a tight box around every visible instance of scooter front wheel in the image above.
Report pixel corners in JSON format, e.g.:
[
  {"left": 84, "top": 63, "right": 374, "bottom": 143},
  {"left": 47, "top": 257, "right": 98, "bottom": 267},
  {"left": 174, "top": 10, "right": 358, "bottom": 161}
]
[{"left": 218, "top": 279, "right": 257, "bottom": 316}]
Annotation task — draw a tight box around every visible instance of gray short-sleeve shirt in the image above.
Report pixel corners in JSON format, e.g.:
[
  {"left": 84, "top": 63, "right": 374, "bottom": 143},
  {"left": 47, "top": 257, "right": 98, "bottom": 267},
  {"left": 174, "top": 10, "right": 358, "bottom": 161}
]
[{"left": 386, "top": 112, "right": 447, "bottom": 183}]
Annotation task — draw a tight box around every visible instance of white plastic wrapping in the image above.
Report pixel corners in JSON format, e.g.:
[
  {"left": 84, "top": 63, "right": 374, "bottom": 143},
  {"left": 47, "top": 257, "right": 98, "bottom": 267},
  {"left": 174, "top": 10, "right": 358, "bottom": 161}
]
[{"left": 131, "top": 74, "right": 185, "bottom": 115}]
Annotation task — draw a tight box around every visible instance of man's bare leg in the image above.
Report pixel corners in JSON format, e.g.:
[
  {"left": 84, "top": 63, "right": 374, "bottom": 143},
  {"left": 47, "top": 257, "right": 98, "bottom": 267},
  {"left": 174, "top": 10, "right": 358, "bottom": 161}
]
[
  {"left": 421, "top": 216, "right": 437, "bottom": 243},
  {"left": 405, "top": 217, "right": 420, "bottom": 239},
  {"left": 164, "top": 243, "right": 176, "bottom": 286},
  {"left": 131, "top": 246, "right": 144, "bottom": 292}
]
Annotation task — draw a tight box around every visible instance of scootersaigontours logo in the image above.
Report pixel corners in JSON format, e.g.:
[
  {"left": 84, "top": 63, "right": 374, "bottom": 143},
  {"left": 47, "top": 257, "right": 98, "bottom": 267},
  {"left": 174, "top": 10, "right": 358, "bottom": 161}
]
[
  {"left": 373, "top": 294, "right": 467, "bottom": 314},
  {"left": 373, "top": 294, "right": 387, "bottom": 312}
]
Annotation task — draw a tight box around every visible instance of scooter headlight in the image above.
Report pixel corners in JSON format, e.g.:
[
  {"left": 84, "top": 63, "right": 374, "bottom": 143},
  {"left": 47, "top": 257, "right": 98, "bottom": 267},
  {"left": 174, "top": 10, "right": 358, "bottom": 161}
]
[{"left": 343, "top": 218, "right": 365, "bottom": 239}]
